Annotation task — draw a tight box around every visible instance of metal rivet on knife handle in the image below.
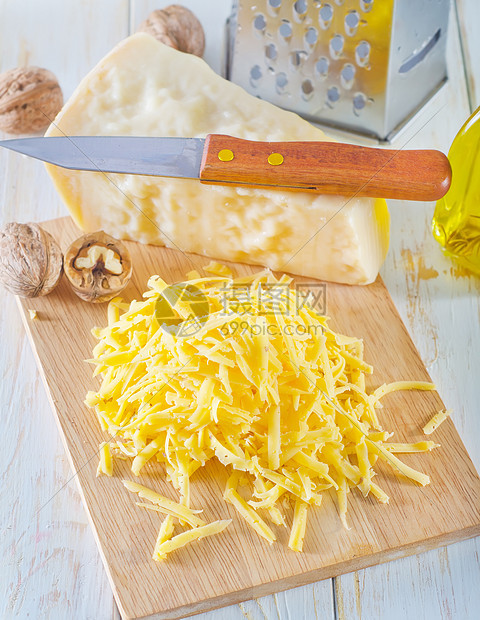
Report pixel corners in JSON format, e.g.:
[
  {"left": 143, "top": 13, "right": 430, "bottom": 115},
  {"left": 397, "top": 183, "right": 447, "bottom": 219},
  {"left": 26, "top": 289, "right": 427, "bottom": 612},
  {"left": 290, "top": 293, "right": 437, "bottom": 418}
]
[
  {"left": 268, "top": 153, "right": 284, "bottom": 166},
  {"left": 218, "top": 149, "right": 234, "bottom": 162}
]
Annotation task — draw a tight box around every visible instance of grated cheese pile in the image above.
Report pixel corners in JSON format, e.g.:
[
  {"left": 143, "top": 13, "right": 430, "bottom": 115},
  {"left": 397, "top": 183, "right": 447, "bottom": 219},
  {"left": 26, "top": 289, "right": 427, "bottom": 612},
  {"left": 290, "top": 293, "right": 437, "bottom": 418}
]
[{"left": 86, "top": 266, "right": 440, "bottom": 560}]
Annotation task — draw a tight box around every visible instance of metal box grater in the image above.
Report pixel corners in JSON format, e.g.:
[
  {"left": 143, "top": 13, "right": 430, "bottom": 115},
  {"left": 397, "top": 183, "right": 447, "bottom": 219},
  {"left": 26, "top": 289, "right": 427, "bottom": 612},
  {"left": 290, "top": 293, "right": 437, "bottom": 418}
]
[{"left": 224, "top": 0, "right": 450, "bottom": 142}]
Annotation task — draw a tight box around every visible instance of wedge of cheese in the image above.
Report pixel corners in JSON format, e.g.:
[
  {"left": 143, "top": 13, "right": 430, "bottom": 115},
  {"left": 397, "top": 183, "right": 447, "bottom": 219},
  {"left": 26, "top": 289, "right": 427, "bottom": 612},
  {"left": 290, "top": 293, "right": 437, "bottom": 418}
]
[{"left": 45, "top": 33, "right": 389, "bottom": 285}]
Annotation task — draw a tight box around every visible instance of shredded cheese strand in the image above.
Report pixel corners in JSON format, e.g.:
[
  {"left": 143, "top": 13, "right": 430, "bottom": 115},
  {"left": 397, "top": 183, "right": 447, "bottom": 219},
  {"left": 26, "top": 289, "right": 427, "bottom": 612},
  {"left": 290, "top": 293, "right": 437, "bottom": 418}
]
[
  {"left": 123, "top": 481, "right": 205, "bottom": 527},
  {"left": 288, "top": 499, "right": 309, "bottom": 552},
  {"left": 153, "top": 520, "right": 232, "bottom": 561},
  {"left": 423, "top": 409, "right": 452, "bottom": 435}
]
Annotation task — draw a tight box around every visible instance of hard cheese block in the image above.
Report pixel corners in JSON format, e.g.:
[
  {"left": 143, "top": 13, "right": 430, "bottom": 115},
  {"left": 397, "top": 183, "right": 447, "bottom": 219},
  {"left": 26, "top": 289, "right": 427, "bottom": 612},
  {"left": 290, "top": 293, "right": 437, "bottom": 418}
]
[{"left": 45, "top": 33, "right": 389, "bottom": 285}]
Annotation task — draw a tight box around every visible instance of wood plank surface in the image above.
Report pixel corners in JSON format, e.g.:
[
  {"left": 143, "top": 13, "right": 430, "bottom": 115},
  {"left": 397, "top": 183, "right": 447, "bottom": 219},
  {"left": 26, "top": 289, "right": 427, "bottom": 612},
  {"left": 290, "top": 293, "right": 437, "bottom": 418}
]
[
  {"left": 0, "top": 2, "right": 129, "bottom": 619},
  {"left": 334, "top": 3, "right": 480, "bottom": 617},
  {"left": 2, "top": 1, "right": 480, "bottom": 619},
  {"left": 16, "top": 215, "right": 480, "bottom": 620},
  {"left": 456, "top": 0, "right": 480, "bottom": 110}
]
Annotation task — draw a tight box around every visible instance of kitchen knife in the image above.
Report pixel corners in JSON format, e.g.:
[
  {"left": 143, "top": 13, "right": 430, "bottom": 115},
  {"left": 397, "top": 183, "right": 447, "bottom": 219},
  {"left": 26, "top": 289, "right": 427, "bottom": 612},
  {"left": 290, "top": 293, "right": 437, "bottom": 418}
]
[{"left": 0, "top": 134, "right": 451, "bottom": 201}]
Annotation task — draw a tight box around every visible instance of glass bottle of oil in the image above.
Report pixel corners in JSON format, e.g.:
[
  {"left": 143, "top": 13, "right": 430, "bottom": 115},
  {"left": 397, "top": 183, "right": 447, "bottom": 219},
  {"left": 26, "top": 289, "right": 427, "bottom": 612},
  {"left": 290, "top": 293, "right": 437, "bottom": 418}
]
[{"left": 432, "top": 106, "right": 480, "bottom": 274}]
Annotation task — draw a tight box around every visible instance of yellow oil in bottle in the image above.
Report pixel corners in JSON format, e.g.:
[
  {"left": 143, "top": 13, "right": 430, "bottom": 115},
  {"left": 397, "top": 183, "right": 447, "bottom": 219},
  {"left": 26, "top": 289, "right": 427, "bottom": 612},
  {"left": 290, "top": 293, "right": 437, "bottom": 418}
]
[{"left": 432, "top": 106, "right": 480, "bottom": 274}]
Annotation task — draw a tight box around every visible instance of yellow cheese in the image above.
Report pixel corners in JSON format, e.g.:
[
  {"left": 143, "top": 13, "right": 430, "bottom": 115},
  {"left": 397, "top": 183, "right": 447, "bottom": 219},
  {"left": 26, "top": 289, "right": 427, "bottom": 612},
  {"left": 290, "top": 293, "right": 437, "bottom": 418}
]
[
  {"left": 122, "top": 480, "right": 205, "bottom": 527},
  {"left": 153, "top": 514, "right": 175, "bottom": 559},
  {"left": 87, "top": 267, "right": 438, "bottom": 560},
  {"left": 384, "top": 441, "right": 439, "bottom": 452},
  {"left": 224, "top": 487, "right": 276, "bottom": 544},
  {"left": 371, "top": 380, "right": 436, "bottom": 406},
  {"left": 45, "top": 33, "right": 389, "bottom": 285},
  {"left": 204, "top": 261, "right": 233, "bottom": 278},
  {"left": 153, "top": 520, "right": 232, "bottom": 561},
  {"left": 96, "top": 442, "right": 113, "bottom": 477},
  {"left": 288, "top": 500, "right": 309, "bottom": 552},
  {"left": 423, "top": 409, "right": 452, "bottom": 435}
]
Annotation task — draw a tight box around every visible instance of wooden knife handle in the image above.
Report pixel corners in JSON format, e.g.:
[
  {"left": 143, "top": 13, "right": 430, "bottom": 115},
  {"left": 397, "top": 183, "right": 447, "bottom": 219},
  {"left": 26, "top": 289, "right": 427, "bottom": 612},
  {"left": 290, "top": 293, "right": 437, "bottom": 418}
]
[{"left": 199, "top": 134, "right": 451, "bottom": 201}]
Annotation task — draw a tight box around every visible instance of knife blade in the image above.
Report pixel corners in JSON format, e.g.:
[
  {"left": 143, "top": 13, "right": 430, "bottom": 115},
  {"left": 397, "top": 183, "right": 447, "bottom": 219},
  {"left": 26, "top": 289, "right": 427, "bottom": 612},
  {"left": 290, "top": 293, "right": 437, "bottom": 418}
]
[{"left": 0, "top": 134, "right": 451, "bottom": 201}]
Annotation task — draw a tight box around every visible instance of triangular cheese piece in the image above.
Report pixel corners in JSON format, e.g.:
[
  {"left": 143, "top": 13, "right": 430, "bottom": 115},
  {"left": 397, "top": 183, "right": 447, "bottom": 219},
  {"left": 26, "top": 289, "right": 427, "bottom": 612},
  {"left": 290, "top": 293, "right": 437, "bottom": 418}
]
[{"left": 46, "top": 33, "right": 389, "bottom": 284}]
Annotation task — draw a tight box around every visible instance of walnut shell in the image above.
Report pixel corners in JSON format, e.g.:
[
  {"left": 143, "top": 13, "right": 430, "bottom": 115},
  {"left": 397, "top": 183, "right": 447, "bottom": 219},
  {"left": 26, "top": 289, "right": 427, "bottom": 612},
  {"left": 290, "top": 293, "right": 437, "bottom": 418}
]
[
  {"left": 0, "top": 222, "right": 63, "bottom": 297},
  {"left": 137, "top": 5, "right": 205, "bottom": 57},
  {"left": 64, "top": 231, "right": 132, "bottom": 303},
  {"left": 0, "top": 66, "right": 63, "bottom": 135}
]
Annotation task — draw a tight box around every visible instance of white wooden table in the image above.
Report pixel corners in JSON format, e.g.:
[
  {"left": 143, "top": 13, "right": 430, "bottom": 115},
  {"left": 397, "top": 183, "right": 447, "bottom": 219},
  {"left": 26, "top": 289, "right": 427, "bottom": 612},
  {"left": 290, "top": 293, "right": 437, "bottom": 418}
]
[{"left": 1, "top": 1, "right": 479, "bottom": 618}]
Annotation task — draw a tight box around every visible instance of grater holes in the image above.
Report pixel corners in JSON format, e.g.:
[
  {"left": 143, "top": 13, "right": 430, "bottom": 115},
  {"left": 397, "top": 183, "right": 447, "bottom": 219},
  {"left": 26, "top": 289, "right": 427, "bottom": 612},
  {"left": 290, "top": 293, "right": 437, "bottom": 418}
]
[
  {"left": 279, "top": 20, "right": 293, "bottom": 40},
  {"left": 250, "top": 65, "right": 263, "bottom": 87},
  {"left": 355, "top": 41, "right": 370, "bottom": 67},
  {"left": 267, "top": 0, "right": 282, "bottom": 17},
  {"left": 353, "top": 92, "right": 367, "bottom": 115},
  {"left": 340, "top": 63, "right": 356, "bottom": 89},
  {"left": 344, "top": 11, "right": 360, "bottom": 36},
  {"left": 327, "top": 86, "right": 340, "bottom": 105},
  {"left": 305, "top": 27, "right": 318, "bottom": 47},
  {"left": 360, "top": 0, "right": 374, "bottom": 13},
  {"left": 294, "top": 0, "right": 308, "bottom": 20},
  {"left": 301, "top": 79, "right": 314, "bottom": 100},
  {"left": 290, "top": 50, "right": 307, "bottom": 69},
  {"left": 253, "top": 14, "right": 267, "bottom": 36},
  {"left": 265, "top": 43, "right": 278, "bottom": 61},
  {"left": 329, "top": 34, "right": 344, "bottom": 59},
  {"left": 334, "top": 0, "right": 345, "bottom": 5},
  {"left": 276, "top": 72, "right": 289, "bottom": 94},
  {"left": 318, "top": 4, "right": 333, "bottom": 29},
  {"left": 315, "top": 56, "right": 329, "bottom": 78}
]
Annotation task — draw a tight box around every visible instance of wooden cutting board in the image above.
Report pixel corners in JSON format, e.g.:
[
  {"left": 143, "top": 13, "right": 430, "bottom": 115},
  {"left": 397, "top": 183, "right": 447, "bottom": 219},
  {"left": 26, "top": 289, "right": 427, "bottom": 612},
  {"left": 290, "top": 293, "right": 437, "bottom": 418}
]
[{"left": 18, "top": 216, "right": 480, "bottom": 620}]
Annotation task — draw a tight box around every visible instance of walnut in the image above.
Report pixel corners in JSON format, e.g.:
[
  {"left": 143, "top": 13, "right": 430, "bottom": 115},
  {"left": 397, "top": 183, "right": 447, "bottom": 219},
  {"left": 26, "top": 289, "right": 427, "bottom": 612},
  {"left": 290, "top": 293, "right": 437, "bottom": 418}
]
[
  {"left": 64, "top": 231, "right": 132, "bottom": 303},
  {"left": 137, "top": 5, "right": 205, "bottom": 57},
  {"left": 0, "top": 66, "right": 63, "bottom": 135},
  {"left": 0, "top": 222, "right": 63, "bottom": 297}
]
